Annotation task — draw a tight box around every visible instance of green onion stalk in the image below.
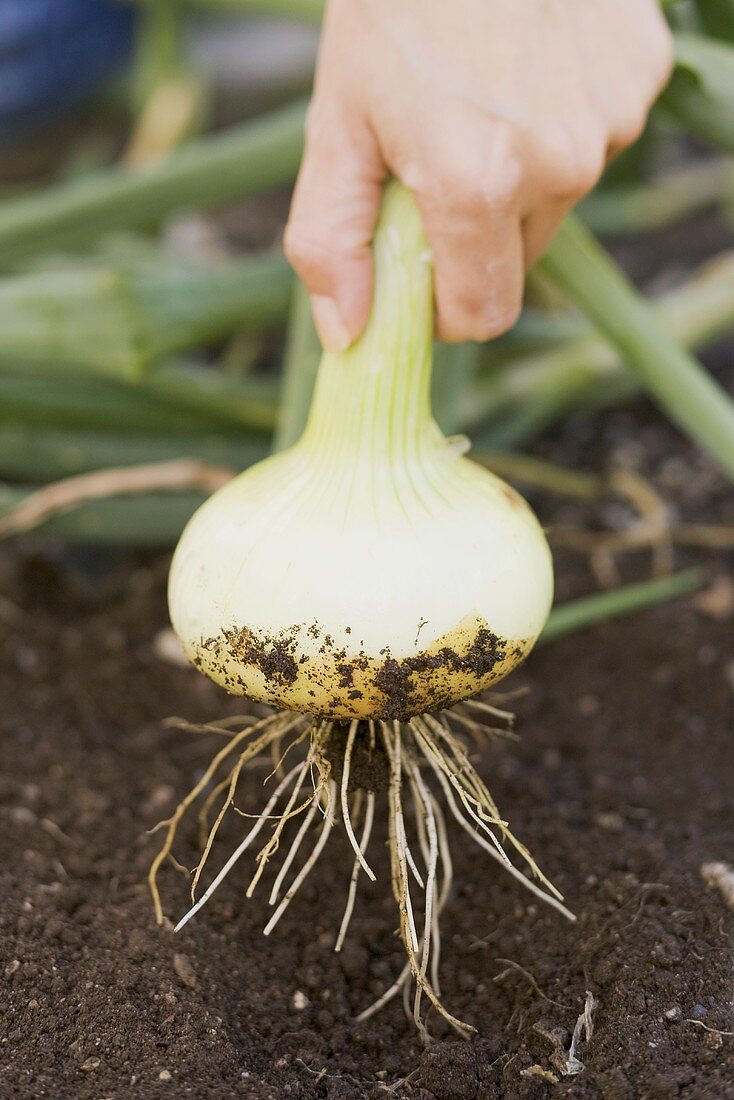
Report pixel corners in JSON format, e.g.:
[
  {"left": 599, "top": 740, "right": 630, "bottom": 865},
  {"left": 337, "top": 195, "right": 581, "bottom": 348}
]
[
  {"left": 473, "top": 251, "right": 734, "bottom": 450},
  {"left": 0, "top": 100, "right": 306, "bottom": 269},
  {"left": 539, "top": 216, "right": 734, "bottom": 480},
  {"left": 179, "top": 0, "right": 324, "bottom": 18},
  {"left": 659, "top": 33, "right": 734, "bottom": 154},
  {"left": 693, "top": 0, "right": 734, "bottom": 42},
  {"left": 579, "top": 159, "right": 734, "bottom": 237},
  {"left": 0, "top": 425, "right": 266, "bottom": 483},
  {"left": 0, "top": 251, "right": 291, "bottom": 378}
]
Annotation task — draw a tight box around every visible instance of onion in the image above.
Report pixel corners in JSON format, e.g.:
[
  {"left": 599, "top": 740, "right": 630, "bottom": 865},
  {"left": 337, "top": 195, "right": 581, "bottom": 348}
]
[
  {"left": 155, "top": 184, "right": 565, "bottom": 1039},
  {"left": 169, "top": 182, "right": 553, "bottom": 720}
]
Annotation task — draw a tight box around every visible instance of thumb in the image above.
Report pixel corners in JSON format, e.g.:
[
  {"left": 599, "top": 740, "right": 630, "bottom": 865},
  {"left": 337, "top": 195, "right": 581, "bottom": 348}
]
[{"left": 284, "top": 108, "right": 385, "bottom": 351}]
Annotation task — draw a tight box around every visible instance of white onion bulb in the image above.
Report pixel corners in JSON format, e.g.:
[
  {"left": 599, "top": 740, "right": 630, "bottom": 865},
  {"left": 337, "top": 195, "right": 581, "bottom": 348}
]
[{"left": 169, "top": 183, "right": 553, "bottom": 720}]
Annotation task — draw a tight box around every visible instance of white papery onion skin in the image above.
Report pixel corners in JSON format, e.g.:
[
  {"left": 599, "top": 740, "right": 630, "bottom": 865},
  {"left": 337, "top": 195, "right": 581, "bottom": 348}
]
[{"left": 169, "top": 183, "right": 553, "bottom": 720}]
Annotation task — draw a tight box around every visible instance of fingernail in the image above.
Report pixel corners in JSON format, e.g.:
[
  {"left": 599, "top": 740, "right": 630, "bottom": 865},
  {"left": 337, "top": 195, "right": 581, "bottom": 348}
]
[{"left": 311, "top": 295, "right": 351, "bottom": 352}]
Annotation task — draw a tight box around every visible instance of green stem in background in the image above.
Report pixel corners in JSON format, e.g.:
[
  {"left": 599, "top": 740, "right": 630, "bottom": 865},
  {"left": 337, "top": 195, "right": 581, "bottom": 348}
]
[
  {"left": 0, "top": 373, "right": 226, "bottom": 435},
  {"left": 178, "top": 0, "right": 324, "bottom": 18},
  {"left": 471, "top": 251, "right": 734, "bottom": 443},
  {"left": 274, "top": 280, "right": 321, "bottom": 452},
  {"left": 0, "top": 364, "right": 278, "bottom": 435},
  {"left": 539, "top": 217, "right": 734, "bottom": 480},
  {"left": 0, "top": 100, "right": 306, "bottom": 268},
  {"left": 475, "top": 450, "right": 602, "bottom": 501},
  {"left": 493, "top": 308, "right": 584, "bottom": 357},
  {"left": 0, "top": 485, "right": 208, "bottom": 547},
  {"left": 694, "top": 0, "right": 734, "bottom": 42},
  {"left": 0, "top": 252, "right": 292, "bottom": 377},
  {"left": 0, "top": 426, "right": 266, "bottom": 482},
  {"left": 131, "top": 0, "right": 187, "bottom": 108},
  {"left": 476, "top": 367, "right": 597, "bottom": 451},
  {"left": 579, "top": 159, "right": 734, "bottom": 237},
  {"left": 142, "top": 361, "right": 278, "bottom": 432},
  {"left": 539, "top": 569, "right": 705, "bottom": 644},
  {"left": 134, "top": 253, "right": 292, "bottom": 361},
  {"left": 432, "top": 342, "right": 481, "bottom": 436},
  {"left": 126, "top": 0, "right": 210, "bottom": 165},
  {"left": 219, "top": 332, "right": 261, "bottom": 376},
  {"left": 659, "top": 34, "right": 734, "bottom": 154}
]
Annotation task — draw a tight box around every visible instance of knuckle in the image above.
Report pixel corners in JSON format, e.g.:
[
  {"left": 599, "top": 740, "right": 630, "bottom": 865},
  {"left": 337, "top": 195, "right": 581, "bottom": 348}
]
[
  {"left": 445, "top": 291, "right": 522, "bottom": 343},
  {"left": 283, "top": 224, "right": 333, "bottom": 282},
  {"left": 427, "top": 161, "right": 486, "bottom": 218},
  {"left": 486, "top": 127, "right": 525, "bottom": 208},
  {"left": 425, "top": 124, "right": 525, "bottom": 216},
  {"left": 571, "top": 149, "right": 605, "bottom": 197},
  {"left": 486, "top": 162, "right": 523, "bottom": 211},
  {"left": 650, "top": 24, "right": 675, "bottom": 86},
  {"left": 480, "top": 295, "right": 522, "bottom": 340},
  {"left": 437, "top": 292, "right": 482, "bottom": 342},
  {"left": 545, "top": 128, "right": 605, "bottom": 200},
  {"left": 613, "top": 107, "right": 648, "bottom": 150}
]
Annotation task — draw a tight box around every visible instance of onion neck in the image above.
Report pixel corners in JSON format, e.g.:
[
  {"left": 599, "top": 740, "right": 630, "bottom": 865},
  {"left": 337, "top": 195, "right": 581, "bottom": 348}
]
[{"left": 298, "top": 182, "right": 438, "bottom": 469}]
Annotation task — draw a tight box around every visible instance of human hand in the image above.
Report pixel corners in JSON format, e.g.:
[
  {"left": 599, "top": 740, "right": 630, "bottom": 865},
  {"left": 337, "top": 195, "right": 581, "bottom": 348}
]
[{"left": 285, "top": 0, "right": 673, "bottom": 349}]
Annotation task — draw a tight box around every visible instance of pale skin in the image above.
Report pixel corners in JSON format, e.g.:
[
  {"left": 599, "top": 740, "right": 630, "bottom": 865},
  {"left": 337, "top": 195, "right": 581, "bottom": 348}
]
[{"left": 285, "top": 0, "right": 674, "bottom": 350}]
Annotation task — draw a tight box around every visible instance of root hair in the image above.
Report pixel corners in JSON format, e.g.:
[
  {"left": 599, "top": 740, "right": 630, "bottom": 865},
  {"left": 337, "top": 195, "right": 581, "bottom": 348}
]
[{"left": 150, "top": 703, "right": 574, "bottom": 1037}]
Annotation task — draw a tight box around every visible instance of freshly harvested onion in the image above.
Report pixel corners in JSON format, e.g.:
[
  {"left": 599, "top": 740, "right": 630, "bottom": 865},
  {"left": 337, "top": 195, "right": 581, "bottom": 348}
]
[
  {"left": 169, "top": 182, "right": 553, "bottom": 720},
  {"left": 154, "top": 184, "right": 569, "bottom": 1040}
]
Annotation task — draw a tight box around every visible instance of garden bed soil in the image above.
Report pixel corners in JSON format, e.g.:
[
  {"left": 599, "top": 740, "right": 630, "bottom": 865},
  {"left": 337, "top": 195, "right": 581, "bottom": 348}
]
[{"left": 1, "top": 389, "right": 733, "bottom": 1100}]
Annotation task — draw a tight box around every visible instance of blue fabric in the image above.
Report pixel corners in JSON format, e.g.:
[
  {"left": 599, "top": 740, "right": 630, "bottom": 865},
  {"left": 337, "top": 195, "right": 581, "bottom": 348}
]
[{"left": 0, "top": 0, "right": 135, "bottom": 143}]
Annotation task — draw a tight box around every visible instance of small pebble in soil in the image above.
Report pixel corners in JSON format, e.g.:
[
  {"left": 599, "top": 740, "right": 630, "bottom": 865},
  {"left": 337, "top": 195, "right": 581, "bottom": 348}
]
[
  {"left": 664, "top": 1006, "right": 682, "bottom": 1021},
  {"left": 292, "top": 990, "right": 310, "bottom": 1011},
  {"left": 143, "top": 785, "right": 176, "bottom": 817},
  {"left": 692, "top": 575, "right": 734, "bottom": 621},
  {"left": 173, "top": 952, "right": 197, "bottom": 989},
  {"left": 15, "top": 646, "right": 38, "bottom": 672},
  {"left": 10, "top": 806, "right": 36, "bottom": 827},
  {"left": 595, "top": 811, "right": 625, "bottom": 832},
  {"left": 153, "top": 627, "right": 189, "bottom": 667},
  {"left": 542, "top": 747, "right": 562, "bottom": 769},
  {"left": 159, "top": 1069, "right": 172, "bottom": 1081},
  {"left": 577, "top": 694, "right": 600, "bottom": 716},
  {"left": 701, "top": 861, "right": 734, "bottom": 910}
]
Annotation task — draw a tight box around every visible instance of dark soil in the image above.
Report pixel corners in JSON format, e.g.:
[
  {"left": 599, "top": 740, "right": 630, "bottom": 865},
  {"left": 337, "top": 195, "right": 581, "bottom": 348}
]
[{"left": 1, "top": 381, "right": 733, "bottom": 1100}]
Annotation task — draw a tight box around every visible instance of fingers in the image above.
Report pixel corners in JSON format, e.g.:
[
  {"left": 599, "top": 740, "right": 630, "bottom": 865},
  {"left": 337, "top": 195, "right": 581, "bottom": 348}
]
[
  {"left": 403, "top": 123, "right": 527, "bottom": 343},
  {"left": 419, "top": 195, "right": 526, "bottom": 343},
  {"left": 523, "top": 119, "right": 607, "bottom": 267},
  {"left": 284, "top": 106, "right": 385, "bottom": 351},
  {"left": 522, "top": 135, "right": 603, "bottom": 266},
  {"left": 522, "top": 202, "right": 568, "bottom": 269}
]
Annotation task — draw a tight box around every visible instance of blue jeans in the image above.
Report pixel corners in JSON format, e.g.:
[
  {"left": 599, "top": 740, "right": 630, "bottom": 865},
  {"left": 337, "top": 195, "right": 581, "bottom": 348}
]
[{"left": 0, "top": 0, "right": 134, "bottom": 144}]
